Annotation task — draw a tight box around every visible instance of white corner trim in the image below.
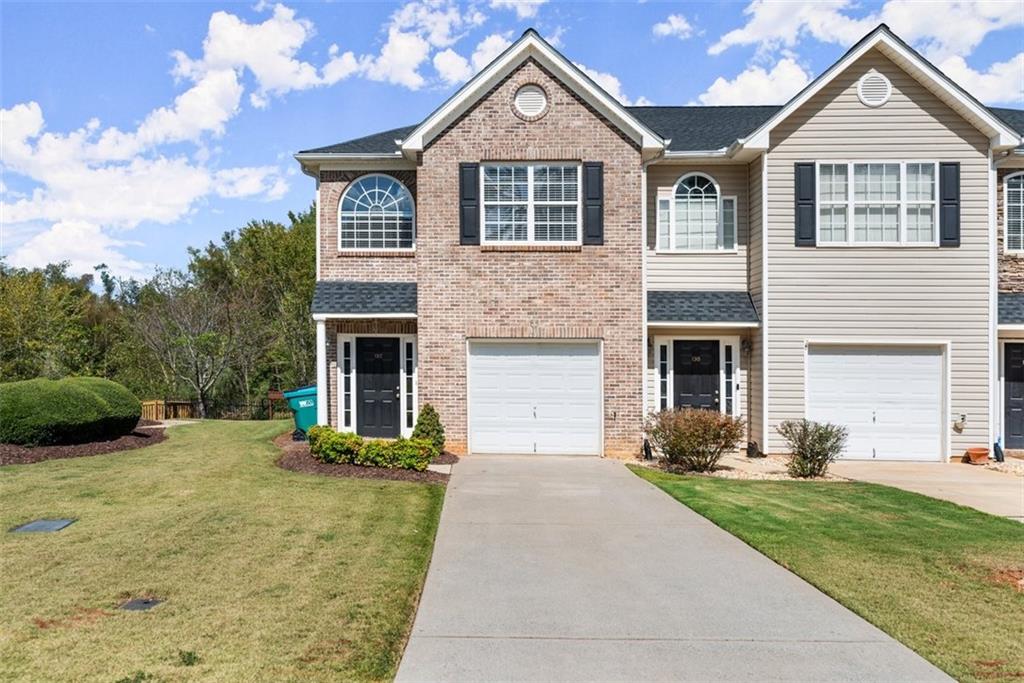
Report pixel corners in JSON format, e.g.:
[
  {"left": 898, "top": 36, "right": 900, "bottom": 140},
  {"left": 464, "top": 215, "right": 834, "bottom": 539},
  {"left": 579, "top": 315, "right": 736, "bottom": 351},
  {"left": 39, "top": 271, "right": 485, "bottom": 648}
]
[
  {"left": 400, "top": 31, "right": 665, "bottom": 155},
  {"left": 641, "top": 161, "right": 649, "bottom": 419},
  {"left": 647, "top": 321, "right": 759, "bottom": 329},
  {"left": 315, "top": 320, "right": 328, "bottom": 425},
  {"left": 314, "top": 177, "right": 321, "bottom": 279},
  {"left": 760, "top": 152, "right": 769, "bottom": 453},
  {"left": 989, "top": 149, "right": 998, "bottom": 447},
  {"left": 738, "top": 27, "right": 1020, "bottom": 152},
  {"left": 312, "top": 313, "right": 417, "bottom": 321}
]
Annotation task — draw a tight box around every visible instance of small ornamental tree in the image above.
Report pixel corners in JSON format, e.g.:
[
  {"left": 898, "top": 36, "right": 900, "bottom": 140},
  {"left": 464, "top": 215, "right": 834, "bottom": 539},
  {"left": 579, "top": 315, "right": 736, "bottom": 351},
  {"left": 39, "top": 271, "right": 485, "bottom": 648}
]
[
  {"left": 776, "top": 419, "right": 848, "bottom": 478},
  {"left": 644, "top": 408, "right": 745, "bottom": 472},
  {"left": 412, "top": 403, "right": 445, "bottom": 454}
]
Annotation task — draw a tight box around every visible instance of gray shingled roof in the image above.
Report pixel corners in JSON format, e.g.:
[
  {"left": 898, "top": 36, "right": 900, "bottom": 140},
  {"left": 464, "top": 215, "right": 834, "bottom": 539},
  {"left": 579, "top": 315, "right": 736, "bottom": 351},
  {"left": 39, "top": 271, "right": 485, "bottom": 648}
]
[
  {"left": 999, "top": 292, "right": 1024, "bottom": 325},
  {"left": 312, "top": 281, "right": 417, "bottom": 315},
  {"left": 299, "top": 125, "right": 416, "bottom": 155},
  {"left": 627, "top": 106, "right": 781, "bottom": 152},
  {"left": 991, "top": 108, "right": 1024, "bottom": 151},
  {"left": 648, "top": 290, "right": 759, "bottom": 324}
]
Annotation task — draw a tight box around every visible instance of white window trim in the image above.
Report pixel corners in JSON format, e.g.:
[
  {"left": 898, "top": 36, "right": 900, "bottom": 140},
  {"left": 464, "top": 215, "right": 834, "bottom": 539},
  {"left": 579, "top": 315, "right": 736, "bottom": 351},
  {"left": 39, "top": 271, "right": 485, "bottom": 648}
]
[
  {"left": 655, "top": 173, "right": 738, "bottom": 254},
  {"left": 336, "top": 333, "right": 417, "bottom": 438},
  {"left": 337, "top": 173, "right": 416, "bottom": 253},
  {"left": 479, "top": 163, "right": 582, "bottom": 246},
  {"left": 1004, "top": 171, "right": 1024, "bottom": 254},
  {"left": 815, "top": 160, "right": 940, "bottom": 247},
  {"left": 653, "top": 335, "right": 742, "bottom": 418}
]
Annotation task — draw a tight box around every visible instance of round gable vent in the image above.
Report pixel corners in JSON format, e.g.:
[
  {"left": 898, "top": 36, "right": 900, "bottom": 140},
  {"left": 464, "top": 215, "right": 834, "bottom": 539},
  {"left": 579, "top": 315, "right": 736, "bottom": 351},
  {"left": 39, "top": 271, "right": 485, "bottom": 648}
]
[
  {"left": 857, "top": 72, "right": 892, "bottom": 107},
  {"left": 513, "top": 84, "right": 548, "bottom": 119}
]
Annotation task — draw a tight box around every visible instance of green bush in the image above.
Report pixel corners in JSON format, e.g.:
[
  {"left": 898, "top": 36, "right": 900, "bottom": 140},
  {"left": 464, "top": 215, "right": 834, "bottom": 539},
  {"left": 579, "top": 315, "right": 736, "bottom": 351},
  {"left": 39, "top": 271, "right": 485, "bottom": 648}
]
[
  {"left": 644, "top": 408, "right": 746, "bottom": 472},
  {"left": 306, "top": 426, "right": 435, "bottom": 471},
  {"left": 308, "top": 426, "right": 363, "bottom": 464},
  {"left": 0, "top": 377, "right": 142, "bottom": 446},
  {"left": 777, "top": 419, "right": 848, "bottom": 478},
  {"left": 411, "top": 403, "right": 446, "bottom": 453}
]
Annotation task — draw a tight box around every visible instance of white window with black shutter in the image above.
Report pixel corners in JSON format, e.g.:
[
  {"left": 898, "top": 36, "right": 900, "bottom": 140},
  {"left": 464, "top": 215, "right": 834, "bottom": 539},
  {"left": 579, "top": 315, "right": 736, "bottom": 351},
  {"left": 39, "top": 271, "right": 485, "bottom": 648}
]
[
  {"left": 479, "top": 163, "right": 581, "bottom": 245},
  {"left": 799, "top": 161, "right": 959, "bottom": 247}
]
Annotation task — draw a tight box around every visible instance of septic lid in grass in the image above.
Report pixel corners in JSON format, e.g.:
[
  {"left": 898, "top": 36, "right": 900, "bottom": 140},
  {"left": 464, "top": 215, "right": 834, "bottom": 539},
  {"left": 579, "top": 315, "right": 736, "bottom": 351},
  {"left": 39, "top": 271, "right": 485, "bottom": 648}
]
[
  {"left": 120, "top": 598, "right": 162, "bottom": 611},
  {"left": 10, "top": 519, "right": 75, "bottom": 533}
]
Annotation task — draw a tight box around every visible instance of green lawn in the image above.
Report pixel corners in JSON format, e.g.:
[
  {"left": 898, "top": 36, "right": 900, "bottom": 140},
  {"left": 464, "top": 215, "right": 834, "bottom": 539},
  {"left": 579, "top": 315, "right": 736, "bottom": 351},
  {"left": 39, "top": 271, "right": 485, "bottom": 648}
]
[
  {"left": 0, "top": 421, "right": 444, "bottom": 682},
  {"left": 630, "top": 466, "right": 1024, "bottom": 682}
]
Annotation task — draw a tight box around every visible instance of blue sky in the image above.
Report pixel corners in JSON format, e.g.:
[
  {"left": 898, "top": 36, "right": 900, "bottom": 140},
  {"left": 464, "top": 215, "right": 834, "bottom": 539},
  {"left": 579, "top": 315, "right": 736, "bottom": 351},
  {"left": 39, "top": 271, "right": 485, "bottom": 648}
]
[{"left": 2, "top": 0, "right": 1022, "bottom": 278}]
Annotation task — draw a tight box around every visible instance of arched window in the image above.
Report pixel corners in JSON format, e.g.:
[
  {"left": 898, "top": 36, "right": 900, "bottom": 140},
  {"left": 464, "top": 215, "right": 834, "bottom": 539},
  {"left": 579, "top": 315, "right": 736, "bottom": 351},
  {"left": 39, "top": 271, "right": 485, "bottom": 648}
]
[
  {"left": 339, "top": 174, "right": 414, "bottom": 250},
  {"left": 656, "top": 172, "right": 736, "bottom": 251},
  {"left": 1007, "top": 172, "right": 1024, "bottom": 252}
]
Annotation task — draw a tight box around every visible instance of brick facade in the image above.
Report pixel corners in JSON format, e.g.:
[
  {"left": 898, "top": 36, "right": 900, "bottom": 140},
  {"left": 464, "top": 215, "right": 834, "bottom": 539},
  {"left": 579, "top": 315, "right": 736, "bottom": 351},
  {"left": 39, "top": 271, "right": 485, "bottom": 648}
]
[
  {"left": 414, "top": 58, "right": 644, "bottom": 457},
  {"left": 998, "top": 166, "right": 1024, "bottom": 292}
]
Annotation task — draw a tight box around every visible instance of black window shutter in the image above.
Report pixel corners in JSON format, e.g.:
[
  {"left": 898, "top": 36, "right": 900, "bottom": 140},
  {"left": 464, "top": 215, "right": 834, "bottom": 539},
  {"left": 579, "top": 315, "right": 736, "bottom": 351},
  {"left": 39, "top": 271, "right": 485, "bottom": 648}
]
[
  {"left": 794, "top": 162, "right": 816, "bottom": 247},
  {"left": 939, "top": 162, "right": 960, "bottom": 247},
  {"left": 459, "top": 162, "right": 480, "bottom": 245},
  {"left": 582, "top": 162, "right": 604, "bottom": 245}
]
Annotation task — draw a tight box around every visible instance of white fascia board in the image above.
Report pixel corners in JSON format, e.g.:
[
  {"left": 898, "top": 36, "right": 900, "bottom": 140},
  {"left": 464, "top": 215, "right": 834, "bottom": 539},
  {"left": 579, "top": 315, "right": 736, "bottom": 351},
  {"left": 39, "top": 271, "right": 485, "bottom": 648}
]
[
  {"left": 647, "top": 321, "right": 760, "bottom": 329},
  {"left": 998, "top": 324, "right": 1024, "bottom": 332},
  {"left": 400, "top": 32, "right": 665, "bottom": 156},
  {"left": 312, "top": 313, "right": 417, "bottom": 321},
  {"left": 736, "top": 26, "right": 1021, "bottom": 154}
]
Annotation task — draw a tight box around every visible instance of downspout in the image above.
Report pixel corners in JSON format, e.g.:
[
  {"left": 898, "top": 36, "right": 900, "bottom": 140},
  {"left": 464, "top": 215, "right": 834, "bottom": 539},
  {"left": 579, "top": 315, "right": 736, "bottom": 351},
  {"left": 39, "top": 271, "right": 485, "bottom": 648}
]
[
  {"left": 989, "top": 147, "right": 998, "bottom": 457},
  {"left": 640, "top": 158, "right": 650, "bottom": 453},
  {"left": 761, "top": 151, "right": 770, "bottom": 455}
]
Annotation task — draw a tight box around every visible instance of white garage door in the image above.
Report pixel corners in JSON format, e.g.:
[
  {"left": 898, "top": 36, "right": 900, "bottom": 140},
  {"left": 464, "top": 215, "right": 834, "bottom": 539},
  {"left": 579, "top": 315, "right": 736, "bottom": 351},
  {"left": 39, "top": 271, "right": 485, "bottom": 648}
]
[
  {"left": 468, "top": 341, "right": 601, "bottom": 455},
  {"left": 806, "top": 345, "right": 943, "bottom": 461}
]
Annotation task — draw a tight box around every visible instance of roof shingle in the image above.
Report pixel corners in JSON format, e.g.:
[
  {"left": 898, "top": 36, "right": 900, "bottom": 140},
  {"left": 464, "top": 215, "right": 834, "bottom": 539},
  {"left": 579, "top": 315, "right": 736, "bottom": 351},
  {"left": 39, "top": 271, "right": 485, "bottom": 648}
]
[
  {"left": 648, "top": 290, "right": 759, "bottom": 324},
  {"left": 312, "top": 281, "right": 417, "bottom": 316},
  {"left": 999, "top": 292, "right": 1024, "bottom": 325}
]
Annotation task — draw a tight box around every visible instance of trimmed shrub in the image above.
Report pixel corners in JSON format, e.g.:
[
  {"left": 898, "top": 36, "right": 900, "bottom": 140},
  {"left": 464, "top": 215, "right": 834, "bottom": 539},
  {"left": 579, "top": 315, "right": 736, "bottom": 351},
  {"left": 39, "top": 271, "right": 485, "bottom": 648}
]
[
  {"left": 308, "top": 426, "right": 363, "bottom": 465},
  {"left": 411, "top": 403, "right": 445, "bottom": 453},
  {"left": 356, "top": 437, "right": 436, "bottom": 471},
  {"left": 644, "top": 408, "right": 746, "bottom": 472},
  {"left": 306, "top": 426, "right": 435, "bottom": 471},
  {"left": 0, "top": 377, "right": 142, "bottom": 446},
  {"left": 777, "top": 419, "right": 848, "bottom": 478}
]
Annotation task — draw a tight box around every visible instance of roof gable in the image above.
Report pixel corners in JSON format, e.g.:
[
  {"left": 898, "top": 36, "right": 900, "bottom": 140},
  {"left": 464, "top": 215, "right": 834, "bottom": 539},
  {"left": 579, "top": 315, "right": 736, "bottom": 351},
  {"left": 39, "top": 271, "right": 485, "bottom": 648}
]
[
  {"left": 399, "top": 29, "right": 665, "bottom": 157},
  {"left": 740, "top": 24, "right": 1020, "bottom": 153}
]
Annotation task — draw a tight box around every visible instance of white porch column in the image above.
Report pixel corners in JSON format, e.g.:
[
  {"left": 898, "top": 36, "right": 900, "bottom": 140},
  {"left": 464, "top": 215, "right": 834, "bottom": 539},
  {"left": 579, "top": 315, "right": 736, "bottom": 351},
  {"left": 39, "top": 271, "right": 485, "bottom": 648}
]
[{"left": 315, "top": 319, "right": 328, "bottom": 425}]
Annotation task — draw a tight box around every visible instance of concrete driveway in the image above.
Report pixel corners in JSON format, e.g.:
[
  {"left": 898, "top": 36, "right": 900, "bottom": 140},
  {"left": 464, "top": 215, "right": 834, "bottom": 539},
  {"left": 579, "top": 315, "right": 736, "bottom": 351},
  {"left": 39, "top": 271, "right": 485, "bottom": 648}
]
[
  {"left": 397, "top": 456, "right": 947, "bottom": 682},
  {"left": 830, "top": 460, "right": 1024, "bottom": 521}
]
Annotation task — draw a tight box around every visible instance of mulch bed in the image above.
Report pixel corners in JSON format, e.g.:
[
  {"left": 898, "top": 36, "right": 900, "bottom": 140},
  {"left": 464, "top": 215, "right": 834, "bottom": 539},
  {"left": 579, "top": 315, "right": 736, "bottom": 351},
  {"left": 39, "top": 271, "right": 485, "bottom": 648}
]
[
  {"left": 274, "top": 433, "right": 456, "bottom": 484},
  {"left": 0, "top": 422, "right": 167, "bottom": 466}
]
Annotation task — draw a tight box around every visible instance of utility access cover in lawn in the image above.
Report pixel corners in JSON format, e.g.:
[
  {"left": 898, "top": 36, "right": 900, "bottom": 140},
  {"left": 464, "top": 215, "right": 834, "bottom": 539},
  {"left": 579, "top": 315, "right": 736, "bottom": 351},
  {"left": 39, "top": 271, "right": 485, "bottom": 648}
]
[{"left": 9, "top": 519, "right": 75, "bottom": 533}]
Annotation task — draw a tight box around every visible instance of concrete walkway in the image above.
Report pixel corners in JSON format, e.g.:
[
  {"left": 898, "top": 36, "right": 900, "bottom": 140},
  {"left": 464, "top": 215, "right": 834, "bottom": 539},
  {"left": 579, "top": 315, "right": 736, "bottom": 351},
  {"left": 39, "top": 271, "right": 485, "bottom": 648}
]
[
  {"left": 831, "top": 460, "right": 1024, "bottom": 521},
  {"left": 397, "top": 456, "right": 947, "bottom": 682}
]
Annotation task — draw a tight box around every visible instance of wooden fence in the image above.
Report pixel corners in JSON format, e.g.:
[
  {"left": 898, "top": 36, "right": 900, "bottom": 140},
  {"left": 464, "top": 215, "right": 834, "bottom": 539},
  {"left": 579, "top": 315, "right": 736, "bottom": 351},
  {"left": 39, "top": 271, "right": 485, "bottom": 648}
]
[{"left": 141, "top": 398, "right": 289, "bottom": 421}]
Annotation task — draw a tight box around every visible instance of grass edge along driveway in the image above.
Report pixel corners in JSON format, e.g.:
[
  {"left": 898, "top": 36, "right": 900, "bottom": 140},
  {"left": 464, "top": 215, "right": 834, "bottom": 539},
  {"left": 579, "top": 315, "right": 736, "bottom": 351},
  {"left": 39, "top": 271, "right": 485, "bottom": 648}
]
[
  {"left": 629, "top": 465, "right": 1024, "bottom": 683},
  {"left": 0, "top": 421, "right": 444, "bottom": 682}
]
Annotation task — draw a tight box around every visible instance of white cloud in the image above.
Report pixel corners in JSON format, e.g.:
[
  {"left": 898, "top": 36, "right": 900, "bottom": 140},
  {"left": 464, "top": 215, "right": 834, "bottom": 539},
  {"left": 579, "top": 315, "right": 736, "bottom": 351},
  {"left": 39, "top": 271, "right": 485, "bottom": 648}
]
[
  {"left": 710, "top": 0, "right": 1023, "bottom": 62},
  {"left": 172, "top": 3, "right": 327, "bottom": 108},
  {"left": 653, "top": 14, "right": 694, "bottom": 40},
  {"left": 694, "top": 57, "right": 812, "bottom": 105},
  {"left": 471, "top": 33, "right": 513, "bottom": 71},
  {"left": 490, "top": 0, "right": 547, "bottom": 20},
  {"left": 938, "top": 52, "right": 1024, "bottom": 104},
  {"left": 574, "top": 62, "right": 652, "bottom": 106},
  {"left": 8, "top": 221, "right": 150, "bottom": 279},
  {"left": 709, "top": 0, "right": 870, "bottom": 56},
  {"left": 433, "top": 48, "right": 473, "bottom": 85},
  {"left": 358, "top": 28, "right": 432, "bottom": 89}
]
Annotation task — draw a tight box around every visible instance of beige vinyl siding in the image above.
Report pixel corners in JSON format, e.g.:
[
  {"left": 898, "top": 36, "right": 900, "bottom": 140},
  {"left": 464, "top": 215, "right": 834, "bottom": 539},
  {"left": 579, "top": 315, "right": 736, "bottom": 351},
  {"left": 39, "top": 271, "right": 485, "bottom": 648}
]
[
  {"left": 646, "top": 163, "right": 749, "bottom": 290},
  {"left": 764, "top": 48, "right": 991, "bottom": 457},
  {"left": 644, "top": 327, "right": 751, "bottom": 438},
  {"left": 746, "top": 159, "right": 764, "bottom": 448}
]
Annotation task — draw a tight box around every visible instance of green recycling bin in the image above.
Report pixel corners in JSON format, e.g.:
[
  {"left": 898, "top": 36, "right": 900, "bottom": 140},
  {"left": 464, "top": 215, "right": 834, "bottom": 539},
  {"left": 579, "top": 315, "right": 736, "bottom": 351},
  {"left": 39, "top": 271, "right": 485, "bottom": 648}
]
[{"left": 282, "top": 385, "right": 318, "bottom": 436}]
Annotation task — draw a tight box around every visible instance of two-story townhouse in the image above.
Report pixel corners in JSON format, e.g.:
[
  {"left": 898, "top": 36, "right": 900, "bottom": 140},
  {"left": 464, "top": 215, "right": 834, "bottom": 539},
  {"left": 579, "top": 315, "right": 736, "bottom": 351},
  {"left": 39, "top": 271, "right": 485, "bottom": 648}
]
[{"left": 296, "top": 24, "right": 1024, "bottom": 462}]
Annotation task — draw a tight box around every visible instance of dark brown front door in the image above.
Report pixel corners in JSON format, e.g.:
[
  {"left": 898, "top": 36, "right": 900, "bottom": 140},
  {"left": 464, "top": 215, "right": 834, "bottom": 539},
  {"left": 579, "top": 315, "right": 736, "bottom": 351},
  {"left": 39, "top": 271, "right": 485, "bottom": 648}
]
[
  {"left": 1006, "top": 343, "right": 1024, "bottom": 449},
  {"left": 674, "top": 340, "right": 720, "bottom": 411},
  {"left": 356, "top": 338, "right": 400, "bottom": 438}
]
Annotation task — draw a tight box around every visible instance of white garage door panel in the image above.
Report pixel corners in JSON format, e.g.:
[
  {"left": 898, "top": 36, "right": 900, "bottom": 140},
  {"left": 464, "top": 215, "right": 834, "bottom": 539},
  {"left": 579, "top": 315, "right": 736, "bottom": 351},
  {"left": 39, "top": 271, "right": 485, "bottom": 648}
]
[
  {"left": 807, "top": 346, "right": 943, "bottom": 461},
  {"left": 469, "top": 342, "right": 601, "bottom": 455}
]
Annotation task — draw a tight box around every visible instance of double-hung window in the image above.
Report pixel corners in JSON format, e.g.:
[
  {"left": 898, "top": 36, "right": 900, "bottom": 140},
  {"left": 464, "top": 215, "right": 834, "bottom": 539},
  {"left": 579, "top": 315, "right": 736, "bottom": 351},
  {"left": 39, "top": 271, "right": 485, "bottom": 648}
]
[
  {"left": 817, "top": 161, "right": 938, "bottom": 246},
  {"left": 656, "top": 173, "right": 736, "bottom": 252},
  {"left": 1006, "top": 172, "right": 1024, "bottom": 252},
  {"left": 481, "top": 163, "right": 580, "bottom": 244}
]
